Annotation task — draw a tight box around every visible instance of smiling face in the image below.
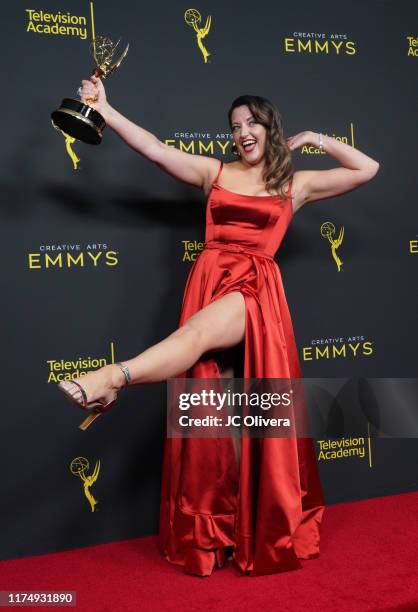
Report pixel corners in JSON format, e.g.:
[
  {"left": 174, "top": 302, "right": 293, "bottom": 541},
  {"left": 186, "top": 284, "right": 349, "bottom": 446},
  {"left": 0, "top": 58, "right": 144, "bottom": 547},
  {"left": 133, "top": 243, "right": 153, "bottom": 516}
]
[{"left": 230, "top": 105, "right": 268, "bottom": 165}]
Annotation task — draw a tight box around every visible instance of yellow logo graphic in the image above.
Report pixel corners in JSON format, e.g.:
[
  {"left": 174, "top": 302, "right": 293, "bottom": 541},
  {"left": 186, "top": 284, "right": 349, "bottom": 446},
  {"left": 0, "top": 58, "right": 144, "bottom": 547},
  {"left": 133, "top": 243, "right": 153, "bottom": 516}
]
[
  {"left": 284, "top": 34, "right": 356, "bottom": 56},
  {"left": 301, "top": 124, "right": 355, "bottom": 155},
  {"left": 165, "top": 134, "right": 230, "bottom": 156},
  {"left": 406, "top": 36, "right": 418, "bottom": 57},
  {"left": 182, "top": 240, "right": 204, "bottom": 262},
  {"left": 184, "top": 8, "right": 211, "bottom": 63},
  {"left": 317, "top": 435, "right": 372, "bottom": 468},
  {"left": 70, "top": 457, "right": 101, "bottom": 512},
  {"left": 302, "top": 336, "right": 374, "bottom": 361},
  {"left": 410, "top": 239, "right": 418, "bottom": 253},
  {"left": 28, "top": 244, "right": 118, "bottom": 270},
  {"left": 47, "top": 342, "right": 116, "bottom": 383},
  {"left": 321, "top": 221, "right": 344, "bottom": 271},
  {"left": 51, "top": 120, "right": 80, "bottom": 170},
  {"left": 25, "top": 9, "right": 88, "bottom": 39},
  {"left": 47, "top": 356, "right": 107, "bottom": 383}
]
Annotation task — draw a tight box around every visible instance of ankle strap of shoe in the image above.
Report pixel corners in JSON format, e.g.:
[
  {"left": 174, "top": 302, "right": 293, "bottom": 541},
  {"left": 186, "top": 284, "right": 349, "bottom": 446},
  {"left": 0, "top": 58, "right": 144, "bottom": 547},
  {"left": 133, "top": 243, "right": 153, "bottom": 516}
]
[{"left": 115, "top": 362, "right": 132, "bottom": 385}]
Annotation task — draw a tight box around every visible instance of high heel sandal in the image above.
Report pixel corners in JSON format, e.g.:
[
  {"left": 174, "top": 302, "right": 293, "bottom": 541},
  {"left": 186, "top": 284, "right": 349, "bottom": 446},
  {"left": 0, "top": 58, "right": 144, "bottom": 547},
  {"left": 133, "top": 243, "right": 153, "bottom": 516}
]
[{"left": 58, "top": 362, "right": 131, "bottom": 430}]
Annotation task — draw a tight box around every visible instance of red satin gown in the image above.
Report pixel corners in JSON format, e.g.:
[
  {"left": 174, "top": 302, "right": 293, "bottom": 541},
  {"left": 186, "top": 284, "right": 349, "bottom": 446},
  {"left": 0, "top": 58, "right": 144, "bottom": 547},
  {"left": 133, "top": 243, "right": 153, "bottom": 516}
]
[{"left": 158, "top": 161, "right": 325, "bottom": 576}]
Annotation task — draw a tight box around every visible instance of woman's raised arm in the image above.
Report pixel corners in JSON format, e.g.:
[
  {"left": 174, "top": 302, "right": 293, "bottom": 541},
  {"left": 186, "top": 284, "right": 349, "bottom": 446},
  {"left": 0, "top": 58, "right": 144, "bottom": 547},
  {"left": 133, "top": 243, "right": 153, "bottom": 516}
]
[
  {"left": 80, "top": 76, "right": 219, "bottom": 192},
  {"left": 287, "top": 131, "right": 380, "bottom": 211}
]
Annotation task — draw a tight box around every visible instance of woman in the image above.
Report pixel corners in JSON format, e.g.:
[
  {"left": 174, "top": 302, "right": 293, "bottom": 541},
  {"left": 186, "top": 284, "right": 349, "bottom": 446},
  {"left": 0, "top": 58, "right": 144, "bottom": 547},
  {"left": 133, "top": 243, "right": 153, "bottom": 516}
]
[{"left": 58, "top": 76, "right": 380, "bottom": 576}]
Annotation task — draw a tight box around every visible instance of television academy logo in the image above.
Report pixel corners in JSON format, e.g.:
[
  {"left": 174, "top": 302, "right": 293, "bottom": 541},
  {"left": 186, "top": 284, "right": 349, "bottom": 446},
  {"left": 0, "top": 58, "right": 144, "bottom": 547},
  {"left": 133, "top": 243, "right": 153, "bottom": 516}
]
[
  {"left": 182, "top": 240, "right": 204, "bottom": 262},
  {"left": 25, "top": 8, "right": 89, "bottom": 39},
  {"left": 317, "top": 437, "right": 372, "bottom": 467},
  {"left": 47, "top": 342, "right": 116, "bottom": 383},
  {"left": 406, "top": 35, "right": 418, "bottom": 57},
  {"left": 300, "top": 124, "right": 355, "bottom": 156}
]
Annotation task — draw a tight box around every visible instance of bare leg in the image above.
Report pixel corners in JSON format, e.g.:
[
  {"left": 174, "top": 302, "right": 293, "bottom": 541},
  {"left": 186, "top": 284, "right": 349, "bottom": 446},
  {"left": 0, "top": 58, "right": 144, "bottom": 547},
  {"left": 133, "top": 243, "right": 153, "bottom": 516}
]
[
  {"left": 59, "top": 292, "right": 245, "bottom": 406},
  {"left": 123, "top": 292, "right": 245, "bottom": 384}
]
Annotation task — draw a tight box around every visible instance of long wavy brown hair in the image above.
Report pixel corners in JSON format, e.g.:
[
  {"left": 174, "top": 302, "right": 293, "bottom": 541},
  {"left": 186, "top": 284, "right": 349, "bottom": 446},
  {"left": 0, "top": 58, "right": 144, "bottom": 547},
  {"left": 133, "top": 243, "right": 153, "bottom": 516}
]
[{"left": 228, "top": 95, "right": 294, "bottom": 198}]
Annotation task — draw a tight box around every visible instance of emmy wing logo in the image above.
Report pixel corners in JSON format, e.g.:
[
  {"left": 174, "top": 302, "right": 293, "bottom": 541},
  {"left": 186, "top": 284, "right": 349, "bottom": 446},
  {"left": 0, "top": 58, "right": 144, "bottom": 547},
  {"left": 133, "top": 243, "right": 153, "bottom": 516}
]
[
  {"left": 70, "top": 457, "right": 101, "bottom": 512},
  {"left": 184, "top": 8, "right": 212, "bottom": 63},
  {"left": 321, "top": 221, "right": 344, "bottom": 271},
  {"left": 51, "top": 122, "right": 80, "bottom": 170}
]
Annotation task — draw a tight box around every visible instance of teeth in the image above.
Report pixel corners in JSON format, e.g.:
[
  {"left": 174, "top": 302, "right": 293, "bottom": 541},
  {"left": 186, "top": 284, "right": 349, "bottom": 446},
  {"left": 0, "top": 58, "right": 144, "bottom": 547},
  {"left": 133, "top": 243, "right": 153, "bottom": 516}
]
[{"left": 243, "top": 140, "right": 256, "bottom": 147}]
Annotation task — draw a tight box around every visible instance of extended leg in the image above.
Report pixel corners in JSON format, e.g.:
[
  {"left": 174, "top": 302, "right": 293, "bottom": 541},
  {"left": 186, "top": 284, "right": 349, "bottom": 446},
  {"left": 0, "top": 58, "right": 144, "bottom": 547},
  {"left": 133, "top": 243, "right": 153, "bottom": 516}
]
[
  {"left": 59, "top": 292, "right": 245, "bottom": 405},
  {"left": 123, "top": 291, "right": 245, "bottom": 384}
]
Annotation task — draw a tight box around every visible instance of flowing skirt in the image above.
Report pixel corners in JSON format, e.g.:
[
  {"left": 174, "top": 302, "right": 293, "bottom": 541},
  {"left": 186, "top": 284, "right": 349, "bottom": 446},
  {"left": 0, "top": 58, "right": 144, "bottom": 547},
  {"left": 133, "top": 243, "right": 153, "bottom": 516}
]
[{"left": 158, "top": 246, "right": 325, "bottom": 576}]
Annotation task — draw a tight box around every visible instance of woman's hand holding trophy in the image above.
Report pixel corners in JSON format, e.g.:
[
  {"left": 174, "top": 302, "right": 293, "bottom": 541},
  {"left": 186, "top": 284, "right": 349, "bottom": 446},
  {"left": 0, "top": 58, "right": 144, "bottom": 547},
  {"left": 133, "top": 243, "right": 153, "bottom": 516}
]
[
  {"left": 51, "top": 35, "right": 129, "bottom": 145},
  {"left": 77, "top": 76, "right": 108, "bottom": 118}
]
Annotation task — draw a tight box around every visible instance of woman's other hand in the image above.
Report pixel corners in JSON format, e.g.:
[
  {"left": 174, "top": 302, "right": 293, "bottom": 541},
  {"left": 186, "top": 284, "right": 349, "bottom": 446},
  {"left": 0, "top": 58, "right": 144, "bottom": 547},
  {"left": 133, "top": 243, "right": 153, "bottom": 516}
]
[{"left": 286, "top": 131, "right": 316, "bottom": 151}]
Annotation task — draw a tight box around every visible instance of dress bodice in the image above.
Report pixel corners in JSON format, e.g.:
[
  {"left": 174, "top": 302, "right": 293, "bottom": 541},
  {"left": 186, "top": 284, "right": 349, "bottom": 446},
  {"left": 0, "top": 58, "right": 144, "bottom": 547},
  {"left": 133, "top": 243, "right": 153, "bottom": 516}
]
[{"left": 204, "top": 162, "right": 293, "bottom": 257}]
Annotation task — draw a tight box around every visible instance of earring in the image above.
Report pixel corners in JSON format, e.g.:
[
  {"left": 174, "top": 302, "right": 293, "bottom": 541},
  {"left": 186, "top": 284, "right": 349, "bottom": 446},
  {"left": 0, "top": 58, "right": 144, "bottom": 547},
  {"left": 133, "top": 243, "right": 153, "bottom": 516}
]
[{"left": 232, "top": 143, "right": 240, "bottom": 156}]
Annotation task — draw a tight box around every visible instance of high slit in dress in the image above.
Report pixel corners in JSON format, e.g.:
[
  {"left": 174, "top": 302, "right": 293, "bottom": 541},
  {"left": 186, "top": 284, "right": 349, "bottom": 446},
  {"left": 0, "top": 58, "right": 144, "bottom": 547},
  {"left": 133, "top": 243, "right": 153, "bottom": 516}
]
[{"left": 158, "top": 161, "right": 325, "bottom": 576}]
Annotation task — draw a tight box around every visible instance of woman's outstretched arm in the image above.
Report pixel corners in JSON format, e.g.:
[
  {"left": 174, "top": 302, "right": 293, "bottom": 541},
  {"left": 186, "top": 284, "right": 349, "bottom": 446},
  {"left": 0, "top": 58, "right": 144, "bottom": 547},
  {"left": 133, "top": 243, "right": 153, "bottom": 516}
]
[
  {"left": 287, "top": 131, "right": 380, "bottom": 209},
  {"left": 80, "top": 76, "right": 219, "bottom": 192}
]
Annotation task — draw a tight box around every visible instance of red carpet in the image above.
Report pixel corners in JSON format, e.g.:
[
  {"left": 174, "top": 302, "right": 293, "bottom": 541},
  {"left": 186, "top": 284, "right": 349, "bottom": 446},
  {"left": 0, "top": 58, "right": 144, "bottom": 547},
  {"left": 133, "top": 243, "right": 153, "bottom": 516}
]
[{"left": 1, "top": 491, "right": 417, "bottom": 612}]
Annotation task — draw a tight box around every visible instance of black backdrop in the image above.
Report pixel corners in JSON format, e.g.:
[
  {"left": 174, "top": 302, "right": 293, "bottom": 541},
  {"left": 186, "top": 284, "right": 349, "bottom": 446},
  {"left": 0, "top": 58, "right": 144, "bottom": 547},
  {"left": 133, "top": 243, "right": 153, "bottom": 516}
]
[{"left": 1, "top": 0, "right": 417, "bottom": 561}]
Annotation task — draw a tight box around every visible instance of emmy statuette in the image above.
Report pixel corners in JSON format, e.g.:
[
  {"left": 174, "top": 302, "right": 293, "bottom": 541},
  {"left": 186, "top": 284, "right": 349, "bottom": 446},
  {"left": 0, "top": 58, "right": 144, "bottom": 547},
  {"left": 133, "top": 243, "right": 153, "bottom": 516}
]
[{"left": 51, "top": 36, "right": 129, "bottom": 145}]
